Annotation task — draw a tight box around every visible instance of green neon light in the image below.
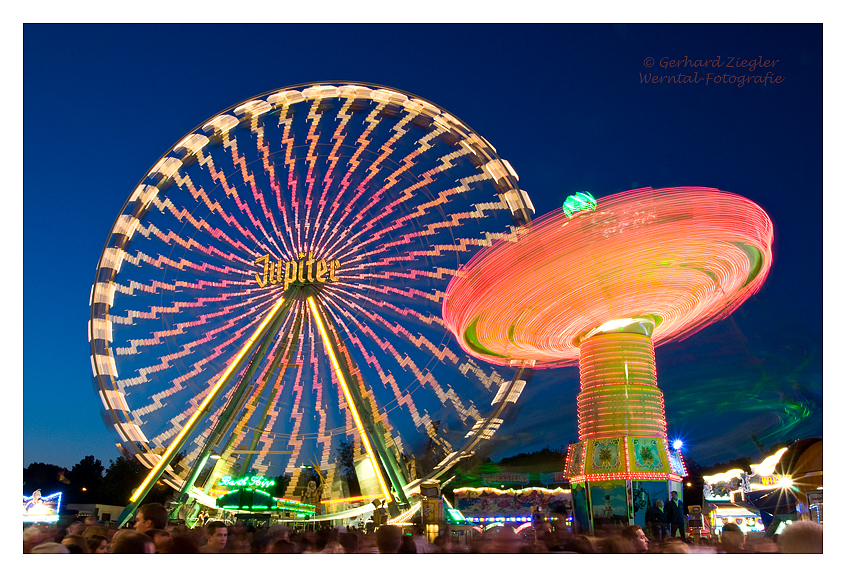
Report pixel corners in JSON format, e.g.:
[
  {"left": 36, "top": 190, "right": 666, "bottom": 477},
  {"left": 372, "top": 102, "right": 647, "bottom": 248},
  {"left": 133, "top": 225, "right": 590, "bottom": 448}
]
[
  {"left": 447, "top": 508, "right": 465, "bottom": 521},
  {"left": 219, "top": 475, "right": 276, "bottom": 489},
  {"left": 563, "top": 192, "right": 597, "bottom": 218},
  {"left": 464, "top": 316, "right": 509, "bottom": 358}
]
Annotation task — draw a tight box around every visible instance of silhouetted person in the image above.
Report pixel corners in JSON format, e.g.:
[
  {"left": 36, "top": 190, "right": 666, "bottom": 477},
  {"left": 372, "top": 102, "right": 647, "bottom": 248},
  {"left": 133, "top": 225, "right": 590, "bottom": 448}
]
[
  {"left": 270, "top": 540, "right": 296, "bottom": 553},
  {"left": 168, "top": 536, "right": 201, "bottom": 554},
  {"left": 339, "top": 531, "right": 358, "bottom": 554},
  {"left": 719, "top": 522, "right": 746, "bottom": 553},
  {"left": 376, "top": 525, "right": 402, "bottom": 553},
  {"left": 666, "top": 491, "right": 685, "bottom": 538},
  {"left": 398, "top": 534, "right": 417, "bottom": 553},
  {"left": 646, "top": 499, "right": 670, "bottom": 540}
]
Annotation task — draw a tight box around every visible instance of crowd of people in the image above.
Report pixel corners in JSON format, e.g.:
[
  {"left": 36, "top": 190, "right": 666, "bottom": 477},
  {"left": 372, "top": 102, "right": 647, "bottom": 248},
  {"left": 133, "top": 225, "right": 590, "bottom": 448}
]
[{"left": 22, "top": 502, "right": 823, "bottom": 554}]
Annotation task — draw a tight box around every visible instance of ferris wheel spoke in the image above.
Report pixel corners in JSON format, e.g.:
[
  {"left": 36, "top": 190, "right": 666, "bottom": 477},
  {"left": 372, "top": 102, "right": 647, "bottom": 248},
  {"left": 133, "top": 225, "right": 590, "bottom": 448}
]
[
  {"left": 310, "top": 100, "right": 361, "bottom": 247},
  {"left": 143, "top": 178, "right": 267, "bottom": 259},
  {"left": 311, "top": 105, "right": 395, "bottom": 252},
  {"left": 326, "top": 291, "right": 481, "bottom": 427},
  {"left": 250, "top": 134, "right": 295, "bottom": 261},
  {"left": 113, "top": 289, "right": 283, "bottom": 396},
  {"left": 321, "top": 297, "right": 427, "bottom": 429}
]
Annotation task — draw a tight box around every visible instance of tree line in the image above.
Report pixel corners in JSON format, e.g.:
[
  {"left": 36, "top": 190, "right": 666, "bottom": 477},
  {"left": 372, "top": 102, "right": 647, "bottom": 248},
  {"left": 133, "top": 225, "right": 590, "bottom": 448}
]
[{"left": 25, "top": 440, "right": 796, "bottom": 509}]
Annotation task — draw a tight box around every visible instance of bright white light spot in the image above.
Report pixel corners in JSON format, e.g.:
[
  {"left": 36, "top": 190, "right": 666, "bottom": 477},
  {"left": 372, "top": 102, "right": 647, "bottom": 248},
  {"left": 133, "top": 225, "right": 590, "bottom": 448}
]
[{"left": 672, "top": 439, "right": 683, "bottom": 450}]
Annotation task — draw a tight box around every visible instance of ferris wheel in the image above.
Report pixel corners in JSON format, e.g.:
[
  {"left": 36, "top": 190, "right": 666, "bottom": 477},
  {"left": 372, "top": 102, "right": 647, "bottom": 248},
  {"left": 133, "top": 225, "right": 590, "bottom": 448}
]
[{"left": 88, "top": 83, "right": 535, "bottom": 525}]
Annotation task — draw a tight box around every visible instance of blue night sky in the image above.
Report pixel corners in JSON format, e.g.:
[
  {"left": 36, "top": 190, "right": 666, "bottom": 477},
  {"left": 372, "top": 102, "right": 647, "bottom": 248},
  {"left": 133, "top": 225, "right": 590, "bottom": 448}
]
[{"left": 20, "top": 21, "right": 826, "bottom": 474}]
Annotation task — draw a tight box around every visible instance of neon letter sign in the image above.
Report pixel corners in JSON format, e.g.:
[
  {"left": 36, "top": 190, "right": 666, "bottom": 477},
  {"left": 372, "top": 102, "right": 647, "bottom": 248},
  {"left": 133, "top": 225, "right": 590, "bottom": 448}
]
[
  {"left": 219, "top": 475, "right": 276, "bottom": 489},
  {"left": 254, "top": 252, "right": 341, "bottom": 289}
]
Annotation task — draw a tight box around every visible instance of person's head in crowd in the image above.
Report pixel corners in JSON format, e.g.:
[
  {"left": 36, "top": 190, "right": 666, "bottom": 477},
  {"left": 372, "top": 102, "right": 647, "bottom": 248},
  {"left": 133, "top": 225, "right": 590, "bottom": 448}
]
[
  {"left": 339, "top": 531, "right": 358, "bottom": 554},
  {"left": 147, "top": 528, "right": 172, "bottom": 553},
  {"left": 778, "top": 520, "right": 823, "bottom": 554},
  {"left": 720, "top": 523, "right": 745, "bottom": 553},
  {"left": 397, "top": 534, "right": 417, "bottom": 554},
  {"left": 82, "top": 525, "right": 108, "bottom": 541},
  {"left": 621, "top": 525, "right": 649, "bottom": 553},
  {"left": 110, "top": 528, "right": 132, "bottom": 548},
  {"left": 61, "top": 534, "right": 90, "bottom": 553},
  {"left": 600, "top": 536, "right": 635, "bottom": 554},
  {"left": 376, "top": 524, "right": 402, "bottom": 553},
  {"left": 135, "top": 503, "right": 168, "bottom": 533},
  {"left": 205, "top": 521, "right": 228, "bottom": 552},
  {"left": 86, "top": 535, "right": 109, "bottom": 554},
  {"left": 23, "top": 525, "right": 44, "bottom": 550},
  {"left": 661, "top": 538, "right": 690, "bottom": 553},
  {"left": 565, "top": 534, "right": 595, "bottom": 554},
  {"left": 111, "top": 530, "right": 156, "bottom": 554},
  {"left": 270, "top": 539, "right": 296, "bottom": 553},
  {"left": 169, "top": 536, "right": 201, "bottom": 554},
  {"left": 30, "top": 542, "right": 70, "bottom": 554}
]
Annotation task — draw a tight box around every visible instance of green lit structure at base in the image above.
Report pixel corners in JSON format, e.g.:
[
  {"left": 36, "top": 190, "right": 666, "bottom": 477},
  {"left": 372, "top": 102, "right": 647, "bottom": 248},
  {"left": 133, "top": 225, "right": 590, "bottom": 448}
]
[{"left": 216, "top": 486, "right": 317, "bottom": 521}]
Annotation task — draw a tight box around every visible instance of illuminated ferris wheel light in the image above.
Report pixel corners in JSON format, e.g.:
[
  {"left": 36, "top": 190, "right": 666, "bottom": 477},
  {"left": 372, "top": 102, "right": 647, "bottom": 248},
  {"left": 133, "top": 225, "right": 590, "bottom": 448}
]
[{"left": 89, "top": 82, "right": 535, "bottom": 520}]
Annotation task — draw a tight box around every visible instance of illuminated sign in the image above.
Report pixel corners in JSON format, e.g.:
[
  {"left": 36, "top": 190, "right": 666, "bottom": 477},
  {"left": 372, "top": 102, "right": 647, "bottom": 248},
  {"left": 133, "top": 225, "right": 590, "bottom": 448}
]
[
  {"left": 24, "top": 490, "right": 62, "bottom": 522},
  {"left": 219, "top": 475, "right": 275, "bottom": 489},
  {"left": 481, "top": 473, "right": 529, "bottom": 484},
  {"left": 254, "top": 252, "right": 340, "bottom": 289}
]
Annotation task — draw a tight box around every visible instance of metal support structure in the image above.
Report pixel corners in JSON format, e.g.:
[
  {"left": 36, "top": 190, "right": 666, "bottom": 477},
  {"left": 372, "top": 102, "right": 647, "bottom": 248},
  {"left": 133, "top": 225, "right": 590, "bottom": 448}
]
[
  {"left": 116, "top": 292, "right": 294, "bottom": 527},
  {"left": 180, "top": 293, "right": 296, "bottom": 501},
  {"left": 306, "top": 295, "right": 409, "bottom": 516},
  {"left": 199, "top": 308, "right": 301, "bottom": 491},
  {"left": 331, "top": 339, "right": 410, "bottom": 514},
  {"left": 236, "top": 311, "right": 304, "bottom": 477}
]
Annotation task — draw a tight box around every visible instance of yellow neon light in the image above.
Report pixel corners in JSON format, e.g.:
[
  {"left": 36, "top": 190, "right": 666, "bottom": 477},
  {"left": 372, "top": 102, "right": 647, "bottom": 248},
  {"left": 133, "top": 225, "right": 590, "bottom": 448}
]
[
  {"left": 750, "top": 447, "right": 789, "bottom": 477},
  {"left": 130, "top": 296, "right": 288, "bottom": 503},
  {"left": 306, "top": 296, "right": 393, "bottom": 504}
]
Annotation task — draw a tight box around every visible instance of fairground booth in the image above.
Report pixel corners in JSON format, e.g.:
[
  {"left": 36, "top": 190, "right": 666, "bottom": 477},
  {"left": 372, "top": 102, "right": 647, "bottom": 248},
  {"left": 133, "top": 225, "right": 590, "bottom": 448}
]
[
  {"left": 213, "top": 475, "right": 317, "bottom": 525},
  {"left": 454, "top": 482, "right": 572, "bottom": 538},
  {"left": 703, "top": 438, "right": 823, "bottom": 536},
  {"left": 565, "top": 437, "right": 687, "bottom": 534}
]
